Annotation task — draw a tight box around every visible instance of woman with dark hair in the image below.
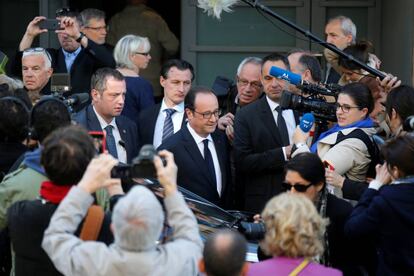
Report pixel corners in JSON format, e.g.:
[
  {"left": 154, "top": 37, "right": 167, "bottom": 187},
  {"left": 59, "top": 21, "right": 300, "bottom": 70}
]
[
  {"left": 326, "top": 85, "right": 414, "bottom": 200},
  {"left": 257, "top": 153, "right": 374, "bottom": 275},
  {"left": 345, "top": 135, "right": 414, "bottom": 275},
  {"left": 293, "top": 82, "right": 376, "bottom": 196}
]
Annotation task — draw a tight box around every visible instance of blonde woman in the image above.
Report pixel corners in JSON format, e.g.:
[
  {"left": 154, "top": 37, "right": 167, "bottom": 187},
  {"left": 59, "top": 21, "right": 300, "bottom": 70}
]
[
  {"left": 248, "top": 193, "right": 341, "bottom": 276},
  {"left": 114, "top": 35, "right": 155, "bottom": 125}
]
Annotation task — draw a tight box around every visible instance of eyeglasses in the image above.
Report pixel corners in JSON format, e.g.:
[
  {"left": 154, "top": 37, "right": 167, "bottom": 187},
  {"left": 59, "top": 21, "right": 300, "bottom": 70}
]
[
  {"left": 335, "top": 103, "right": 361, "bottom": 113},
  {"left": 282, "top": 181, "right": 313, "bottom": 192},
  {"left": 23, "top": 47, "right": 52, "bottom": 62},
  {"left": 134, "top": 52, "right": 150, "bottom": 57},
  {"left": 192, "top": 109, "right": 221, "bottom": 119},
  {"left": 237, "top": 77, "right": 262, "bottom": 90},
  {"left": 84, "top": 25, "right": 109, "bottom": 32}
]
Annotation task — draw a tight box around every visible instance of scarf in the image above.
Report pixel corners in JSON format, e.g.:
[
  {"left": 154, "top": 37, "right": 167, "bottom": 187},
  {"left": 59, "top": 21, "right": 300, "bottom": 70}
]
[
  {"left": 310, "top": 117, "right": 374, "bottom": 153},
  {"left": 40, "top": 181, "right": 72, "bottom": 204},
  {"left": 316, "top": 187, "right": 330, "bottom": 266}
]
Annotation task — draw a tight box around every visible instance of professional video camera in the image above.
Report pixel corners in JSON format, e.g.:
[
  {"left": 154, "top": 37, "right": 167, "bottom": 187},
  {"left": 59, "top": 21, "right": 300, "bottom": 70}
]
[
  {"left": 270, "top": 66, "right": 340, "bottom": 122},
  {"left": 50, "top": 73, "right": 89, "bottom": 113},
  {"left": 280, "top": 90, "right": 337, "bottom": 122}
]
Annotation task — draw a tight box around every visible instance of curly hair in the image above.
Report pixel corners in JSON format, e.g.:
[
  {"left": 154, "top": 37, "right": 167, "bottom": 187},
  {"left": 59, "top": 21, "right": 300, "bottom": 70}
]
[{"left": 260, "top": 193, "right": 328, "bottom": 258}]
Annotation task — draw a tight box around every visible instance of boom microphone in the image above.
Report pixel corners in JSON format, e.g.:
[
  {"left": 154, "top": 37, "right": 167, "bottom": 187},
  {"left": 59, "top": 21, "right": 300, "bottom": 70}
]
[
  {"left": 299, "top": 113, "right": 315, "bottom": 133},
  {"left": 197, "top": 0, "right": 239, "bottom": 19}
]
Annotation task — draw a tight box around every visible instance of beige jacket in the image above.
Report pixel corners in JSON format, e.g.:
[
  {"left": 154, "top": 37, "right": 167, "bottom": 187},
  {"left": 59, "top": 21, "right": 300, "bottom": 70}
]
[{"left": 293, "top": 127, "right": 377, "bottom": 182}]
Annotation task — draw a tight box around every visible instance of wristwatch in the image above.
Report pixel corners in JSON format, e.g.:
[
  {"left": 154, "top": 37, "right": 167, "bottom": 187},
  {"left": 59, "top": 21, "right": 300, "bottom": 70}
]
[
  {"left": 291, "top": 142, "right": 306, "bottom": 154},
  {"left": 76, "top": 32, "right": 85, "bottom": 43}
]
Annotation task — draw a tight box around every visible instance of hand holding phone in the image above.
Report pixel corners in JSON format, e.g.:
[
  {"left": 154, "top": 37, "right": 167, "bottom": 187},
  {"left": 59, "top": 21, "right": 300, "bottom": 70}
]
[{"left": 38, "top": 19, "right": 62, "bottom": 31}]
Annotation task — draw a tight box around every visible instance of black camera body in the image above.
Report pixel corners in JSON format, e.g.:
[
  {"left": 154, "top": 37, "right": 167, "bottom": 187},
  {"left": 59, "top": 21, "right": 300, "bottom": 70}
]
[
  {"left": 280, "top": 90, "right": 337, "bottom": 122},
  {"left": 111, "top": 145, "right": 160, "bottom": 179}
]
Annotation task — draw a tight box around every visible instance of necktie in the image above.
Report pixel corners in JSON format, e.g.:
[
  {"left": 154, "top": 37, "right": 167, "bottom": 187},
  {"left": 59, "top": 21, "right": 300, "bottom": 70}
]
[
  {"left": 162, "top": 109, "right": 176, "bottom": 142},
  {"left": 203, "top": 139, "right": 217, "bottom": 186},
  {"left": 276, "top": 106, "right": 289, "bottom": 146},
  {"left": 105, "top": 125, "right": 118, "bottom": 158}
]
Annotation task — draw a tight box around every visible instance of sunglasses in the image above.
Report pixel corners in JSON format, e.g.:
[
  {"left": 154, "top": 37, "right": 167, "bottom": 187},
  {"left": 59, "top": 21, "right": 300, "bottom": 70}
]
[
  {"left": 282, "top": 181, "right": 314, "bottom": 192},
  {"left": 23, "top": 47, "right": 52, "bottom": 62}
]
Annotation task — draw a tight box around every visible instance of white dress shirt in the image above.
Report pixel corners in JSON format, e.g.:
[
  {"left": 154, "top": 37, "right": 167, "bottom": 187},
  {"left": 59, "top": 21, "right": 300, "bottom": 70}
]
[
  {"left": 187, "top": 124, "right": 222, "bottom": 196},
  {"left": 153, "top": 100, "right": 185, "bottom": 148},
  {"left": 93, "top": 106, "right": 127, "bottom": 164},
  {"left": 266, "top": 96, "right": 296, "bottom": 159}
]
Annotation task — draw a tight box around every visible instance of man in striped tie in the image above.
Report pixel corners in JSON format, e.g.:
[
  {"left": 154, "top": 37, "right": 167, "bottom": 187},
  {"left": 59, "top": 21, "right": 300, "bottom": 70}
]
[{"left": 137, "top": 59, "right": 194, "bottom": 149}]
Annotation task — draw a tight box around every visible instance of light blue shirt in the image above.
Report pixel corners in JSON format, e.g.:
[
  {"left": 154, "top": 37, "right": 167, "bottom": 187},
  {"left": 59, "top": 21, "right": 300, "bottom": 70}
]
[{"left": 62, "top": 47, "right": 81, "bottom": 72}]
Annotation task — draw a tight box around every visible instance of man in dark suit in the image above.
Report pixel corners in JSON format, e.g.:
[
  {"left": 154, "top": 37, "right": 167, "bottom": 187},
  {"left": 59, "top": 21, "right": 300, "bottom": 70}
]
[
  {"left": 74, "top": 68, "right": 138, "bottom": 163},
  {"left": 158, "top": 86, "right": 231, "bottom": 207},
  {"left": 138, "top": 59, "right": 194, "bottom": 148},
  {"left": 233, "top": 53, "right": 298, "bottom": 213},
  {"left": 12, "top": 12, "right": 115, "bottom": 95}
]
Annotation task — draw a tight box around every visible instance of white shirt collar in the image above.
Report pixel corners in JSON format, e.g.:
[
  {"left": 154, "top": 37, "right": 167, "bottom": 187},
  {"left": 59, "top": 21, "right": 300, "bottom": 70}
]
[
  {"left": 187, "top": 124, "right": 213, "bottom": 145},
  {"left": 266, "top": 96, "right": 280, "bottom": 111},
  {"left": 93, "top": 106, "right": 117, "bottom": 130},
  {"left": 160, "top": 99, "right": 184, "bottom": 113},
  {"left": 62, "top": 46, "right": 81, "bottom": 57}
]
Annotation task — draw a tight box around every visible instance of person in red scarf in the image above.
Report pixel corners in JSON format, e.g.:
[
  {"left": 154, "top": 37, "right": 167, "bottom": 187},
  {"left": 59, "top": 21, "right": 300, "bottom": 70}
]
[{"left": 7, "top": 125, "right": 114, "bottom": 276}]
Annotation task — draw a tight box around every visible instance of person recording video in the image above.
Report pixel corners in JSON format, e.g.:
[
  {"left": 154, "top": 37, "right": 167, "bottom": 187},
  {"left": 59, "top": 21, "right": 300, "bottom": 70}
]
[{"left": 42, "top": 150, "right": 203, "bottom": 276}]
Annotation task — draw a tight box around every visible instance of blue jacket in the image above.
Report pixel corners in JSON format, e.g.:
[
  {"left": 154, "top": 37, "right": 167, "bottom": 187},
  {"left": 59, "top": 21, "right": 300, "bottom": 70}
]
[{"left": 345, "top": 182, "right": 414, "bottom": 275}]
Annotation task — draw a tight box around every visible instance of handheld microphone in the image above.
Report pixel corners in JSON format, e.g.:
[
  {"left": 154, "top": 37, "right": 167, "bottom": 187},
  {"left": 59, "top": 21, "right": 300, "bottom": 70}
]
[
  {"left": 299, "top": 113, "right": 315, "bottom": 133},
  {"left": 269, "top": 66, "right": 305, "bottom": 86}
]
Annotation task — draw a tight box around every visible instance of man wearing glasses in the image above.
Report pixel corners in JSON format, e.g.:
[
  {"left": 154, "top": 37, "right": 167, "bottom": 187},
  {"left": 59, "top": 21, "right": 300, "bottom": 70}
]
[
  {"left": 233, "top": 53, "right": 298, "bottom": 214},
  {"left": 79, "top": 8, "right": 110, "bottom": 46},
  {"left": 218, "top": 57, "right": 263, "bottom": 142},
  {"left": 13, "top": 9, "right": 115, "bottom": 96},
  {"left": 158, "top": 86, "right": 231, "bottom": 207}
]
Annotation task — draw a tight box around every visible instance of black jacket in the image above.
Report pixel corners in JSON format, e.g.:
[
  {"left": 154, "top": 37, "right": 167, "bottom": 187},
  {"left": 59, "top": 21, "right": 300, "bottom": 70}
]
[
  {"left": 345, "top": 182, "right": 414, "bottom": 275},
  {"left": 7, "top": 199, "right": 113, "bottom": 276}
]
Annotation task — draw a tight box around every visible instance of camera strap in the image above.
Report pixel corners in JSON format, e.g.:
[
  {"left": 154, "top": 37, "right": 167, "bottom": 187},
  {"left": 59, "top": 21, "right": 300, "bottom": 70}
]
[
  {"left": 333, "top": 128, "right": 381, "bottom": 178},
  {"left": 80, "top": 205, "right": 104, "bottom": 241}
]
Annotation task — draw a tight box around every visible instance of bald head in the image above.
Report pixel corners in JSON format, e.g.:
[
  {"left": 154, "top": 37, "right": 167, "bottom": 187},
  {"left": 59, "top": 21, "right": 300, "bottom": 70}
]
[{"left": 201, "top": 230, "right": 248, "bottom": 276}]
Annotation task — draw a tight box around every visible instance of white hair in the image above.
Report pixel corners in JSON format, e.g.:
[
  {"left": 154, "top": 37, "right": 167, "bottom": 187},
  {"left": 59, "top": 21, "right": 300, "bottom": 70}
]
[
  {"left": 328, "top": 15, "right": 357, "bottom": 44},
  {"left": 236, "top": 57, "right": 262, "bottom": 76},
  {"left": 113, "top": 35, "right": 151, "bottom": 71},
  {"left": 22, "top": 49, "right": 52, "bottom": 70},
  {"left": 112, "top": 185, "right": 164, "bottom": 251}
]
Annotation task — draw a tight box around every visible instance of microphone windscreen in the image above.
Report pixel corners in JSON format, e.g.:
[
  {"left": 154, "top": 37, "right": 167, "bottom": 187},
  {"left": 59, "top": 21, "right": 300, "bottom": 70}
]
[
  {"left": 299, "top": 113, "right": 315, "bottom": 133},
  {"left": 269, "top": 66, "right": 302, "bottom": 86}
]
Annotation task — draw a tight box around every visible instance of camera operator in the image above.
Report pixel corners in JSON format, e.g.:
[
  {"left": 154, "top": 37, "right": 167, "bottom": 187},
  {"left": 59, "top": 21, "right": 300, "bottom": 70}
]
[
  {"left": 292, "top": 82, "right": 376, "bottom": 197},
  {"left": 345, "top": 135, "right": 414, "bottom": 275},
  {"left": 42, "top": 150, "right": 203, "bottom": 276},
  {"left": 326, "top": 85, "right": 414, "bottom": 200}
]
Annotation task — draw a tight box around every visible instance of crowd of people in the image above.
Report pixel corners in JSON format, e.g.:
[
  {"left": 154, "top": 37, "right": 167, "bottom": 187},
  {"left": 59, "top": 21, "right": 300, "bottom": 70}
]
[{"left": 0, "top": 4, "right": 414, "bottom": 276}]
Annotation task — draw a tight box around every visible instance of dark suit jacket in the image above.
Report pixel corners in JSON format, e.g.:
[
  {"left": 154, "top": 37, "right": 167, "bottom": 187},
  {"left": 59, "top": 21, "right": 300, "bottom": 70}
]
[
  {"left": 233, "top": 96, "right": 298, "bottom": 213},
  {"left": 158, "top": 126, "right": 231, "bottom": 207},
  {"left": 73, "top": 105, "right": 139, "bottom": 163},
  {"left": 137, "top": 102, "right": 187, "bottom": 147},
  {"left": 12, "top": 40, "right": 115, "bottom": 95}
]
